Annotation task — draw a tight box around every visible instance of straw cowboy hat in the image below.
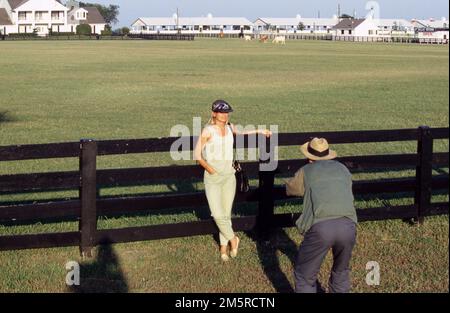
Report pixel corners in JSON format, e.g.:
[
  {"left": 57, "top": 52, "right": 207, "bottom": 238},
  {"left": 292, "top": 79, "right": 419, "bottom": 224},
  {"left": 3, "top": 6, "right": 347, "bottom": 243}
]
[{"left": 300, "top": 137, "right": 337, "bottom": 161}]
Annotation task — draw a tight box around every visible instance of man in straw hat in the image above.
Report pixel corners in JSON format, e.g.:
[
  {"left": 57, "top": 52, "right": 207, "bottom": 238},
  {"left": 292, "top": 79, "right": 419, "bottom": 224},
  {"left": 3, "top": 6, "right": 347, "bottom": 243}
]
[{"left": 285, "top": 137, "right": 358, "bottom": 293}]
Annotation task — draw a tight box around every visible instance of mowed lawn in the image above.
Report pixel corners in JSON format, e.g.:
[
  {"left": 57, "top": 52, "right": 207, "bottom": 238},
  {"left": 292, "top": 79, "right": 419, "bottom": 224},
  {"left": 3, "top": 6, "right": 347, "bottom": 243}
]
[{"left": 0, "top": 39, "right": 448, "bottom": 292}]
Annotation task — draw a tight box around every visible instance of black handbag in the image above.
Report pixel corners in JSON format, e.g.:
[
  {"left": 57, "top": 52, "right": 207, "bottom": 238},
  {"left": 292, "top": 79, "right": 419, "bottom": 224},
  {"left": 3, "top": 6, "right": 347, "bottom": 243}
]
[
  {"left": 228, "top": 123, "right": 250, "bottom": 193},
  {"left": 233, "top": 159, "right": 250, "bottom": 193}
]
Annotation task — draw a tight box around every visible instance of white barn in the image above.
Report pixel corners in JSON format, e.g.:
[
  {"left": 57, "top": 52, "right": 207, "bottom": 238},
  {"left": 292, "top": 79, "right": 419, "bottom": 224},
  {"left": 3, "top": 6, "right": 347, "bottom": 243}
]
[
  {"left": 254, "top": 17, "right": 299, "bottom": 33},
  {"left": 254, "top": 15, "right": 339, "bottom": 34},
  {"left": 375, "top": 19, "right": 415, "bottom": 36},
  {"left": 299, "top": 17, "right": 340, "bottom": 34},
  {"left": 131, "top": 15, "right": 253, "bottom": 35}
]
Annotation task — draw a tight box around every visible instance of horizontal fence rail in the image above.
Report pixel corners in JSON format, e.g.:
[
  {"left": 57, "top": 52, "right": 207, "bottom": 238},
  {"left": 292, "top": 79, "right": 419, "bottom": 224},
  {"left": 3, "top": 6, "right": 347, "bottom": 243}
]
[
  {"left": 1, "top": 152, "right": 448, "bottom": 194},
  {"left": 2, "top": 33, "right": 448, "bottom": 44},
  {"left": 5, "top": 127, "right": 448, "bottom": 161},
  {"left": 1, "top": 174, "right": 448, "bottom": 224},
  {"left": 2, "top": 202, "right": 449, "bottom": 251},
  {"left": 0, "top": 126, "right": 448, "bottom": 254}
]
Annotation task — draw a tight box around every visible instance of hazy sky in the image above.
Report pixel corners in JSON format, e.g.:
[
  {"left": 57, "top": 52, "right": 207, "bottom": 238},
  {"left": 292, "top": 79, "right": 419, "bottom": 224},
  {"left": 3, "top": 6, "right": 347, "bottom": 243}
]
[{"left": 85, "top": 0, "right": 449, "bottom": 27}]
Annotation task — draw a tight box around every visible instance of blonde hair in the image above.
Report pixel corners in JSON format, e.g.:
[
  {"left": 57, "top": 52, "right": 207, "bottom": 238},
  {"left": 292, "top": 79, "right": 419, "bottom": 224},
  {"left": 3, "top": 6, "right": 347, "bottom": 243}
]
[
  {"left": 207, "top": 111, "right": 231, "bottom": 126},
  {"left": 207, "top": 111, "right": 216, "bottom": 125}
]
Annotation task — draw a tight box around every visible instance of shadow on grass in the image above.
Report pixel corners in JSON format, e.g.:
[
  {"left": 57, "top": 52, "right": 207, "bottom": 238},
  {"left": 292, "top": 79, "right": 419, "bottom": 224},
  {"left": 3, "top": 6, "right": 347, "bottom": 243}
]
[
  {"left": 244, "top": 227, "right": 314, "bottom": 293},
  {"left": 245, "top": 227, "right": 328, "bottom": 293},
  {"left": 0, "top": 111, "right": 16, "bottom": 124},
  {"left": 165, "top": 178, "right": 228, "bottom": 245},
  {"left": 69, "top": 244, "right": 128, "bottom": 293},
  {"left": 247, "top": 228, "right": 297, "bottom": 293},
  {"left": 165, "top": 177, "right": 211, "bottom": 220},
  {"left": 434, "top": 167, "right": 449, "bottom": 175}
]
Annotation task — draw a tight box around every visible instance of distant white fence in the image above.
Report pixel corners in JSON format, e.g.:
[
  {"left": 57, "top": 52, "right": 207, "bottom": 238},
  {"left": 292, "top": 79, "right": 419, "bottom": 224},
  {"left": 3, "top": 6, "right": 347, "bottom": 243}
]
[{"left": 193, "top": 32, "right": 448, "bottom": 44}]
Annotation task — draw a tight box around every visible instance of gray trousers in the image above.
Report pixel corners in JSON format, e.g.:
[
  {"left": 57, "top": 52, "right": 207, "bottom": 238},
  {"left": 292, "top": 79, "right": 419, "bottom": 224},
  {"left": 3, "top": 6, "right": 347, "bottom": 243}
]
[{"left": 294, "top": 217, "right": 357, "bottom": 293}]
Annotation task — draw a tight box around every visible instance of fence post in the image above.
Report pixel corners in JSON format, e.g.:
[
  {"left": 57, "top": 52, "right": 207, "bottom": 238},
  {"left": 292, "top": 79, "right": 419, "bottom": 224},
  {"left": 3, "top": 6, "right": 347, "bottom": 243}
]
[
  {"left": 414, "top": 126, "right": 433, "bottom": 224},
  {"left": 257, "top": 136, "right": 276, "bottom": 241},
  {"left": 79, "top": 139, "right": 98, "bottom": 257}
]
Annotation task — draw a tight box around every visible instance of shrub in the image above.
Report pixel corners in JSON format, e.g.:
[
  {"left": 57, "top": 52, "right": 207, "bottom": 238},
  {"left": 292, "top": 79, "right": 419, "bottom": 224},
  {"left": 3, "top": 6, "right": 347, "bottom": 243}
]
[
  {"left": 6, "top": 33, "right": 38, "bottom": 38},
  {"left": 50, "top": 32, "right": 76, "bottom": 36},
  {"left": 112, "top": 27, "right": 130, "bottom": 36},
  {"left": 76, "top": 24, "right": 92, "bottom": 35},
  {"left": 101, "top": 29, "right": 112, "bottom": 36}
]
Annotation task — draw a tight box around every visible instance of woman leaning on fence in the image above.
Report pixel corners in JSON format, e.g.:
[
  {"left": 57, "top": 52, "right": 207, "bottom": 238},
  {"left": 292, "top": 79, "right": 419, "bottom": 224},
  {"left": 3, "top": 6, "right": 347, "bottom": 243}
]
[{"left": 194, "top": 100, "right": 272, "bottom": 261}]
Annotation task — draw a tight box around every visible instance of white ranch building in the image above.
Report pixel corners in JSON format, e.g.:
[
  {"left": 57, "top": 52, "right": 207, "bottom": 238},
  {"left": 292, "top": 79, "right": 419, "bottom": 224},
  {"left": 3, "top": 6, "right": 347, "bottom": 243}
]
[
  {"left": 254, "top": 15, "right": 339, "bottom": 34},
  {"left": 333, "top": 18, "right": 379, "bottom": 36},
  {"left": 130, "top": 15, "right": 253, "bottom": 35},
  {"left": 412, "top": 17, "right": 449, "bottom": 29},
  {"left": 375, "top": 19, "right": 415, "bottom": 36},
  {"left": 0, "top": 0, "right": 106, "bottom": 36},
  {"left": 412, "top": 18, "right": 449, "bottom": 43}
]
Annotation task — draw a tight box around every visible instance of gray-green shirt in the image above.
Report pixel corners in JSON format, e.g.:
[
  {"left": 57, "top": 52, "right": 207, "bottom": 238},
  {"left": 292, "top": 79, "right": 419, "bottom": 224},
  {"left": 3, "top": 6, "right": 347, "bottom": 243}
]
[{"left": 285, "top": 160, "right": 358, "bottom": 235}]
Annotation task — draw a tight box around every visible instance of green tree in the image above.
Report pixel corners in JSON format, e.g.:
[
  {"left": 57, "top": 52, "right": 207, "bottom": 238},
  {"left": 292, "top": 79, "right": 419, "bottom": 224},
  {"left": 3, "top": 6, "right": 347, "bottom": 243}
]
[
  {"left": 298, "top": 22, "right": 305, "bottom": 31},
  {"left": 101, "top": 24, "right": 112, "bottom": 35},
  {"left": 79, "top": 2, "right": 120, "bottom": 25},
  {"left": 113, "top": 27, "right": 129, "bottom": 35},
  {"left": 76, "top": 24, "right": 92, "bottom": 35},
  {"left": 340, "top": 14, "right": 354, "bottom": 19}
]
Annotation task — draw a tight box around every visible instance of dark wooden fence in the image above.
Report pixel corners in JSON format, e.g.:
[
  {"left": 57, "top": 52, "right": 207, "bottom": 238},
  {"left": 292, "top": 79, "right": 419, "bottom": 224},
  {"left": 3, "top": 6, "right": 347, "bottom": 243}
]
[
  {"left": 128, "top": 33, "right": 195, "bottom": 41},
  {"left": 1, "top": 34, "right": 131, "bottom": 41},
  {"left": 0, "top": 126, "right": 448, "bottom": 257}
]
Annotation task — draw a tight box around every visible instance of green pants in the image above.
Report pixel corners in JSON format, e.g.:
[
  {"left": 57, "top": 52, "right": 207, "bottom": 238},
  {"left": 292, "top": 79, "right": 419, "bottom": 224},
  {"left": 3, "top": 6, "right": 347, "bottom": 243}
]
[{"left": 204, "top": 172, "right": 237, "bottom": 246}]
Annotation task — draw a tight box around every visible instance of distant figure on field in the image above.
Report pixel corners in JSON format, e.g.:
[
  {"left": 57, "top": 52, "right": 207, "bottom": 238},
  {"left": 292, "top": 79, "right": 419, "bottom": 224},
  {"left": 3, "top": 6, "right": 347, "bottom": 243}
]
[
  {"left": 272, "top": 35, "right": 286, "bottom": 45},
  {"left": 259, "top": 35, "right": 269, "bottom": 43}
]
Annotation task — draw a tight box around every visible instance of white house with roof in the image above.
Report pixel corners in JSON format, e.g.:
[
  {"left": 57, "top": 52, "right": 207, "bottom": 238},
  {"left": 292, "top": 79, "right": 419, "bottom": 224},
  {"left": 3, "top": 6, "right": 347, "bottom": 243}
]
[
  {"left": 333, "top": 18, "right": 379, "bottom": 36},
  {"left": 0, "top": 0, "right": 69, "bottom": 35},
  {"left": 0, "top": 0, "right": 14, "bottom": 34},
  {"left": 131, "top": 14, "right": 253, "bottom": 35},
  {"left": 254, "top": 15, "right": 339, "bottom": 34},
  {"left": 66, "top": 1, "right": 106, "bottom": 34},
  {"left": 0, "top": 0, "right": 106, "bottom": 35}
]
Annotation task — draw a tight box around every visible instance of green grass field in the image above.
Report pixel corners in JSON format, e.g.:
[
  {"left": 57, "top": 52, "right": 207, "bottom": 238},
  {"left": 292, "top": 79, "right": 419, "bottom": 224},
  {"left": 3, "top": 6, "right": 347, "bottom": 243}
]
[{"left": 0, "top": 39, "right": 448, "bottom": 293}]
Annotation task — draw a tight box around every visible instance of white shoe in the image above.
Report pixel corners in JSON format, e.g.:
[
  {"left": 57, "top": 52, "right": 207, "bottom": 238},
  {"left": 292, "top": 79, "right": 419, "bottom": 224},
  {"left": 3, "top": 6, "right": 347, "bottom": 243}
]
[
  {"left": 221, "top": 253, "right": 230, "bottom": 262},
  {"left": 230, "top": 237, "right": 240, "bottom": 258}
]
